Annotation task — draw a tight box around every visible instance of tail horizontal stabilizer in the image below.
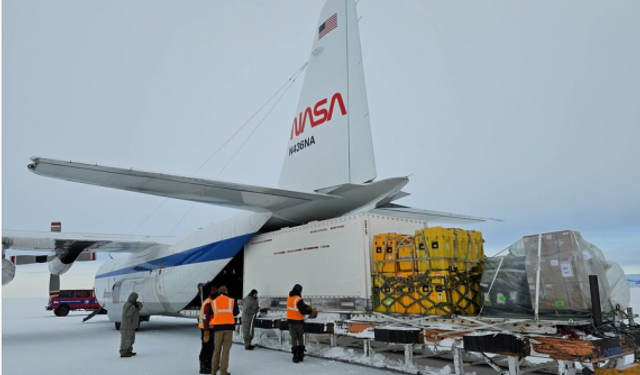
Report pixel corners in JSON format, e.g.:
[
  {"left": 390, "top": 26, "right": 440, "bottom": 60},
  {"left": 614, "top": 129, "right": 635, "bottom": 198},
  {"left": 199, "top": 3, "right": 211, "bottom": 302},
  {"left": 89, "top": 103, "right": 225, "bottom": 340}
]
[{"left": 369, "top": 204, "right": 502, "bottom": 225}]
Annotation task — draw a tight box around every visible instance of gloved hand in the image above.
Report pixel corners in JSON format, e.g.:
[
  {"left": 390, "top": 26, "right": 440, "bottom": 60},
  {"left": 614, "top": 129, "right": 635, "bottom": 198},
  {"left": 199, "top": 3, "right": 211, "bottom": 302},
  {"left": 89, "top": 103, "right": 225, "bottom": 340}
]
[
  {"left": 203, "top": 330, "right": 210, "bottom": 343},
  {"left": 308, "top": 307, "right": 318, "bottom": 319}
]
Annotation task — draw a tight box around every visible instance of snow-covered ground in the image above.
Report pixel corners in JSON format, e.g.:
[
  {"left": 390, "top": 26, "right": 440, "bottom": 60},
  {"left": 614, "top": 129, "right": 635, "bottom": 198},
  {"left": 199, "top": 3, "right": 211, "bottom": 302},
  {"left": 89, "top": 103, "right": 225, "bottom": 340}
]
[
  {"left": 3, "top": 288, "right": 640, "bottom": 375},
  {"left": 2, "top": 298, "right": 397, "bottom": 375}
]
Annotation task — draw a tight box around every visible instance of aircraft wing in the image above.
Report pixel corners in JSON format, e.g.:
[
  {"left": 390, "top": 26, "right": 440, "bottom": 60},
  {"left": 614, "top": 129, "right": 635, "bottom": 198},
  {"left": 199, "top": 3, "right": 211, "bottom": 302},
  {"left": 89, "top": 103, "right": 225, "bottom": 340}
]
[
  {"left": 2, "top": 230, "right": 175, "bottom": 253},
  {"left": 370, "top": 203, "right": 501, "bottom": 225},
  {"left": 27, "top": 157, "right": 342, "bottom": 212}
]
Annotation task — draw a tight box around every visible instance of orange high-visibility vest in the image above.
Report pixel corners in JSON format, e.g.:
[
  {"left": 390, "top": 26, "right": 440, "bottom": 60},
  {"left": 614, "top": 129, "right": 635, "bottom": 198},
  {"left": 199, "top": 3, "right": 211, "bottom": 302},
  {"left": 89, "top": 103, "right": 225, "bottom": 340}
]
[
  {"left": 198, "top": 297, "right": 213, "bottom": 329},
  {"left": 287, "top": 296, "right": 304, "bottom": 321},
  {"left": 212, "top": 295, "right": 235, "bottom": 326}
]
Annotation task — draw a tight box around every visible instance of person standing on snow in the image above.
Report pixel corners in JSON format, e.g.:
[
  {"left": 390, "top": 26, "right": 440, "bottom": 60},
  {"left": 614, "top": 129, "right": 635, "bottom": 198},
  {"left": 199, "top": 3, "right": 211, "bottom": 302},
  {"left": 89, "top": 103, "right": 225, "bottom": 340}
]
[
  {"left": 120, "top": 292, "right": 143, "bottom": 358},
  {"left": 206, "top": 285, "right": 239, "bottom": 375},
  {"left": 287, "top": 284, "right": 317, "bottom": 363},
  {"left": 242, "top": 289, "right": 259, "bottom": 350},
  {"left": 198, "top": 286, "right": 218, "bottom": 374}
]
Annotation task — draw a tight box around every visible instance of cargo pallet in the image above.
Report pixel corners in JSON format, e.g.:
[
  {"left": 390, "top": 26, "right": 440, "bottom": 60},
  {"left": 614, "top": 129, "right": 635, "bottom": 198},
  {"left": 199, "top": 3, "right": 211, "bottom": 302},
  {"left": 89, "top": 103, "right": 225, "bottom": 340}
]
[{"left": 246, "top": 311, "right": 640, "bottom": 375}]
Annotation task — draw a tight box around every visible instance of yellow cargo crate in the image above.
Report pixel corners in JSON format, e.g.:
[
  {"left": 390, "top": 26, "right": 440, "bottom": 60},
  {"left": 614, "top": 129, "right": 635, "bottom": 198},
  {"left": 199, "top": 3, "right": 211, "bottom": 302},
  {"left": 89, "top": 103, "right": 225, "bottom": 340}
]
[
  {"left": 415, "top": 232, "right": 429, "bottom": 273},
  {"left": 453, "top": 228, "right": 470, "bottom": 271},
  {"left": 373, "top": 233, "right": 397, "bottom": 274},
  {"left": 450, "top": 273, "right": 481, "bottom": 316},
  {"left": 394, "top": 272, "right": 422, "bottom": 314},
  {"left": 467, "top": 230, "right": 484, "bottom": 271},
  {"left": 415, "top": 227, "right": 485, "bottom": 273},
  {"left": 420, "top": 227, "right": 455, "bottom": 271},
  {"left": 372, "top": 275, "right": 396, "bottom": 313},
  {"left": 397, "top": 235, "right": 416, "bottom": 272},
  {"left": 416, "top": 271, "right": 453, "bottom": 316}
]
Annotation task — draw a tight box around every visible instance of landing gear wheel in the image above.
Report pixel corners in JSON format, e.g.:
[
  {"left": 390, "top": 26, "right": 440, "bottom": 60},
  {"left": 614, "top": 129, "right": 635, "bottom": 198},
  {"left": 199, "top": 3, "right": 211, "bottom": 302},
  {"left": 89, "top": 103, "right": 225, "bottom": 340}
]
[
  {"left": 54, "top": 305, "right": 70, "bottom": 317},
  {"left": 115, "top": 322, "right": 121, "bottom": 330}
]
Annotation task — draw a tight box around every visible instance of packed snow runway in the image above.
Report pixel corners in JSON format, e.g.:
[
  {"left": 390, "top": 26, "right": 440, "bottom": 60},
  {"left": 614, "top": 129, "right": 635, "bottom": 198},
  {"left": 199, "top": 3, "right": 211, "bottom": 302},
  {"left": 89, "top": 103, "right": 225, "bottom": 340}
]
[
  {"left": 2, "top": 298, "right": 396, "bottom": 375},
  {"left": 4, "top": 290, "right": 640, "bottom": 374}
]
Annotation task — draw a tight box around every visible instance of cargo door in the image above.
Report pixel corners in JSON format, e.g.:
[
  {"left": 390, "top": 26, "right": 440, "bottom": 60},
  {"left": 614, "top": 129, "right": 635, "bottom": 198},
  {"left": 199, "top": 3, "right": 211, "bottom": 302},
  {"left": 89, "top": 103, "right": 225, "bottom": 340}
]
[
  {"left": 108, "top": 279, "right": 141, "bottom": 323},
  {"left": 114, "top": 280, "right": 138, "bottom": 303},
  {"left": 154, "top": 268, "right": 174, "bottom": 313}
]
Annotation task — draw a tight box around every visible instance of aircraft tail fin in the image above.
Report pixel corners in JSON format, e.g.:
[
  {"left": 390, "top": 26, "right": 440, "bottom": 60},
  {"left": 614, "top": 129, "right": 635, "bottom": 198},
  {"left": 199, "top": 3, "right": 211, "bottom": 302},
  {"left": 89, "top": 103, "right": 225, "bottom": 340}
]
[{"left": 278, "top": 0, "right": 376, "bottom": 191}]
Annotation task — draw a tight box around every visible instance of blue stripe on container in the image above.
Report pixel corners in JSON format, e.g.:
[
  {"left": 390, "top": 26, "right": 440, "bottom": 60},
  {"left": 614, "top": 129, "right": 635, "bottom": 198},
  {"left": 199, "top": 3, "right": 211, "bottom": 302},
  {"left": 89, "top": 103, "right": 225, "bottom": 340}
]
[{"left": 95, "top": 232, "right": 255, "bottom": 279}]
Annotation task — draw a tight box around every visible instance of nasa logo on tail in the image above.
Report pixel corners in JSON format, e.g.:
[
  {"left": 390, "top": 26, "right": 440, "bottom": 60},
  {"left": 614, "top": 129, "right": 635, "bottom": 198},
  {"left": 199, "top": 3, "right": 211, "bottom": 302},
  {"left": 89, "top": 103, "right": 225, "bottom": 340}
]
[{"left": 288, "top": 92, "right": 347, "bottom": 156}]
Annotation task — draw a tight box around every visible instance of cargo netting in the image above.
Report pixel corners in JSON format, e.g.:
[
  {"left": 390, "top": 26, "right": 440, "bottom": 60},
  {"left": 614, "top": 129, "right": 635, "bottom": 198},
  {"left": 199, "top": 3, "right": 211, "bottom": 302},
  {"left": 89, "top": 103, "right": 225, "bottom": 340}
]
[
  {"left": 371, "top": 227, "right": 484, "bottom": 317},
  {"left": 372, "top": 272, "right": 482, "bottom": 317},
  {"left": 480, "top": 230, "right": 618, "bottom": 320}
]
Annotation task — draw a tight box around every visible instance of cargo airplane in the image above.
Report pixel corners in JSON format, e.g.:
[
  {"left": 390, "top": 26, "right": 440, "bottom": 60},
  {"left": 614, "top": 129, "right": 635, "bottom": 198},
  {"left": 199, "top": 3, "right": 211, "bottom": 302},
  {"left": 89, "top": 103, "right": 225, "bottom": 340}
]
[{"left": 2, "top": 0, "right": 492, "bottom": 327}]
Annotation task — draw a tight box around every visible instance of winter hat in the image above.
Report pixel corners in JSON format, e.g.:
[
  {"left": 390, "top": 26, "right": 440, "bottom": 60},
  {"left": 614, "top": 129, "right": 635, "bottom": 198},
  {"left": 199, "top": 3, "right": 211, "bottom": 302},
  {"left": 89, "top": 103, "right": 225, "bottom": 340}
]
[
  {"left": 293, "top": 284, "right": 303, "bottom": 292},
  {"left": 218, "top": 285, "right": 228, "bottom": 294},
  {"left": 209, "top": 286, "right": 218, "bottom": 296}
]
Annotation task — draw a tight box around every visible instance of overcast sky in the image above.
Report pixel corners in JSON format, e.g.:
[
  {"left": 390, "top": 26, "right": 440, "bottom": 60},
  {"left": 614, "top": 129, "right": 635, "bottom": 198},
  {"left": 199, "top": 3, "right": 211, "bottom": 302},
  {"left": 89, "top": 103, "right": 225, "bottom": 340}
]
[{"left": 3, "top": 0, "right": 640, "bottom": 278}]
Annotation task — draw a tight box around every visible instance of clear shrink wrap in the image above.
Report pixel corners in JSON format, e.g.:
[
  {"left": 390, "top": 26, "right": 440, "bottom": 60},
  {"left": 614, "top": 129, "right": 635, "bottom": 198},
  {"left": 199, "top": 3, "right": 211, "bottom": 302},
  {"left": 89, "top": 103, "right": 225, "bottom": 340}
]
[
  {"left": 481, "top": 230, "right": 616, "bottom": 319},
  {"left": 606, "top": 261, "right": 630, "bottom": 310}
]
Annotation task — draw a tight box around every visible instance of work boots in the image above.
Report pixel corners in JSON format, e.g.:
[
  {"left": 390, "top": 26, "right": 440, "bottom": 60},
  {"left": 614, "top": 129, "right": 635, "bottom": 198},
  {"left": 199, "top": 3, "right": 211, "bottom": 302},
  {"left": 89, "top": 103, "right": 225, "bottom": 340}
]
[
  {"left": 291, "top": 346, "right": 305, "bottom": 363},
  {"left": 198, "top": 360, "right": 209, "bottom": 374}
]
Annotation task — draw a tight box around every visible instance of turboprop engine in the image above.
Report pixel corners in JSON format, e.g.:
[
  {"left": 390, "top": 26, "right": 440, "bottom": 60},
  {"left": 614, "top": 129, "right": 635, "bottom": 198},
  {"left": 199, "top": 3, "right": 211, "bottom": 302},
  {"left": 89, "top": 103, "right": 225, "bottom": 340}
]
[
  {"left": 2, "top": 222, "right": 97, "bottom": 288},
  {"left": 48, "top": 249, "right": 84, "bottom": 275}
]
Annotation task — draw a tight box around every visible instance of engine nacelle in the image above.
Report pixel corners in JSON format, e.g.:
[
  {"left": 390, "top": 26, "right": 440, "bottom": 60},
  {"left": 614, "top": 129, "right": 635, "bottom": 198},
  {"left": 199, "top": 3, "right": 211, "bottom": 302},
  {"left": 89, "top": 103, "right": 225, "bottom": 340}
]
[
  {"left": 48, "top": 256, "right": 74, "bottom": 276},
  {"left": 48, "top": 249, "right": 84, "bottom": 275},
  {"left": 3, "top": 258, "right": 16, "bottom": 285}
]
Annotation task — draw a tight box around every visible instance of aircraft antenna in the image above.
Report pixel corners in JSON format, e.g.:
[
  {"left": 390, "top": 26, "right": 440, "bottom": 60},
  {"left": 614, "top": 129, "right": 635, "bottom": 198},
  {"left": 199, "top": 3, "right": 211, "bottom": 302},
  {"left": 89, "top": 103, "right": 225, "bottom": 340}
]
[
  {"left": 166, "top": 63, "right": 308, "bottom": 235},
  {"left": 129, "top": 63, "right": 308, "bottom": 235},
  {"left": 195, "top": 62, "right": 308, "bottom": 177},
  {"left": 213, "top": 63, "right": 307, "bottom": 177}
]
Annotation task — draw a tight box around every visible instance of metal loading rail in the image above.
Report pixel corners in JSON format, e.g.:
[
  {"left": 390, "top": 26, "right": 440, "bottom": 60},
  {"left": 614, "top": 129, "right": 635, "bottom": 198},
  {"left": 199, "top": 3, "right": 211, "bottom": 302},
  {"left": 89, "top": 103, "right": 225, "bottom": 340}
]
[{"left": 250, "top": 310, "right": 640, "bottom": 375}]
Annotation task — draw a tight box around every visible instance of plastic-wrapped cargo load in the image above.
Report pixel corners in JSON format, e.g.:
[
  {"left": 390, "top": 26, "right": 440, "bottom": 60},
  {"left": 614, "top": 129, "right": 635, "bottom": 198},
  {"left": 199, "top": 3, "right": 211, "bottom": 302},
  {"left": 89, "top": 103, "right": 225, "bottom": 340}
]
[
  {"left": 480, "top": 256, "right": 533, "bottom": 318},
  {"left": 481, "top": 230, "right": 615, "bottom": 319},
  {"left": 606, "top": 261, "right": 630, "bottom": 310}
]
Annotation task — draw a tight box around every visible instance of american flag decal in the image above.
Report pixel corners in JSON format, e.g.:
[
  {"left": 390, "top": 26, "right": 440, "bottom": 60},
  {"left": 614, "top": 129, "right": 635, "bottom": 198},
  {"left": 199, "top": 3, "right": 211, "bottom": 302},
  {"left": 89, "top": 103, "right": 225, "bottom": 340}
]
[{"left": 318, "top": 13, "right": 337, "bottom": 40}]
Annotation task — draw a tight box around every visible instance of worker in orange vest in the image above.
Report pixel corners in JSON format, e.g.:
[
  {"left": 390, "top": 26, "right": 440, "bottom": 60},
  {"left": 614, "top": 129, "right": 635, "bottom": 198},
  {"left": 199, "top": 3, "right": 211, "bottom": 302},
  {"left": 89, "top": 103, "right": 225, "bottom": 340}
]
[
  {"left": 197, "top": 286, "right": 217, "bottom": 374},
  {"left": 205, "top": 285, "right": 239, "bottom": 375},
  {"left": 287, "top": 284, "right": 317, "bottom": 363}
]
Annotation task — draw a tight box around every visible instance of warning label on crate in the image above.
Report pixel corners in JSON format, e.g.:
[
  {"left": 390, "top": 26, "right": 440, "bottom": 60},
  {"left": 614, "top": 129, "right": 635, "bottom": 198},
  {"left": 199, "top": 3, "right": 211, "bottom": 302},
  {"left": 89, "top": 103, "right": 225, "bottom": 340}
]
[{"left": 560, "top": 261, "right": 574, "bottom": 278}]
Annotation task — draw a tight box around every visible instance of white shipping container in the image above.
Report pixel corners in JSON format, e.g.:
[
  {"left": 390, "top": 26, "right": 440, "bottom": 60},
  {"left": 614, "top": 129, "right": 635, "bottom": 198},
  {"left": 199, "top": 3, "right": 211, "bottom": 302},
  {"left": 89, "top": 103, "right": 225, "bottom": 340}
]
[{"left": 243, "top": 213, "right": 426, "bottom": 310}]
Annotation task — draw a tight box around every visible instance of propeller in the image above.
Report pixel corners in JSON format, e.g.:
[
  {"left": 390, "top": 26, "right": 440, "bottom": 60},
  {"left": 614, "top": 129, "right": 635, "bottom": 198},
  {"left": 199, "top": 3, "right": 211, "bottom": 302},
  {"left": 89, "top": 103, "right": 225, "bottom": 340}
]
[{"left": 49, "top": 222, "right": 61, "bottom": 298}]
